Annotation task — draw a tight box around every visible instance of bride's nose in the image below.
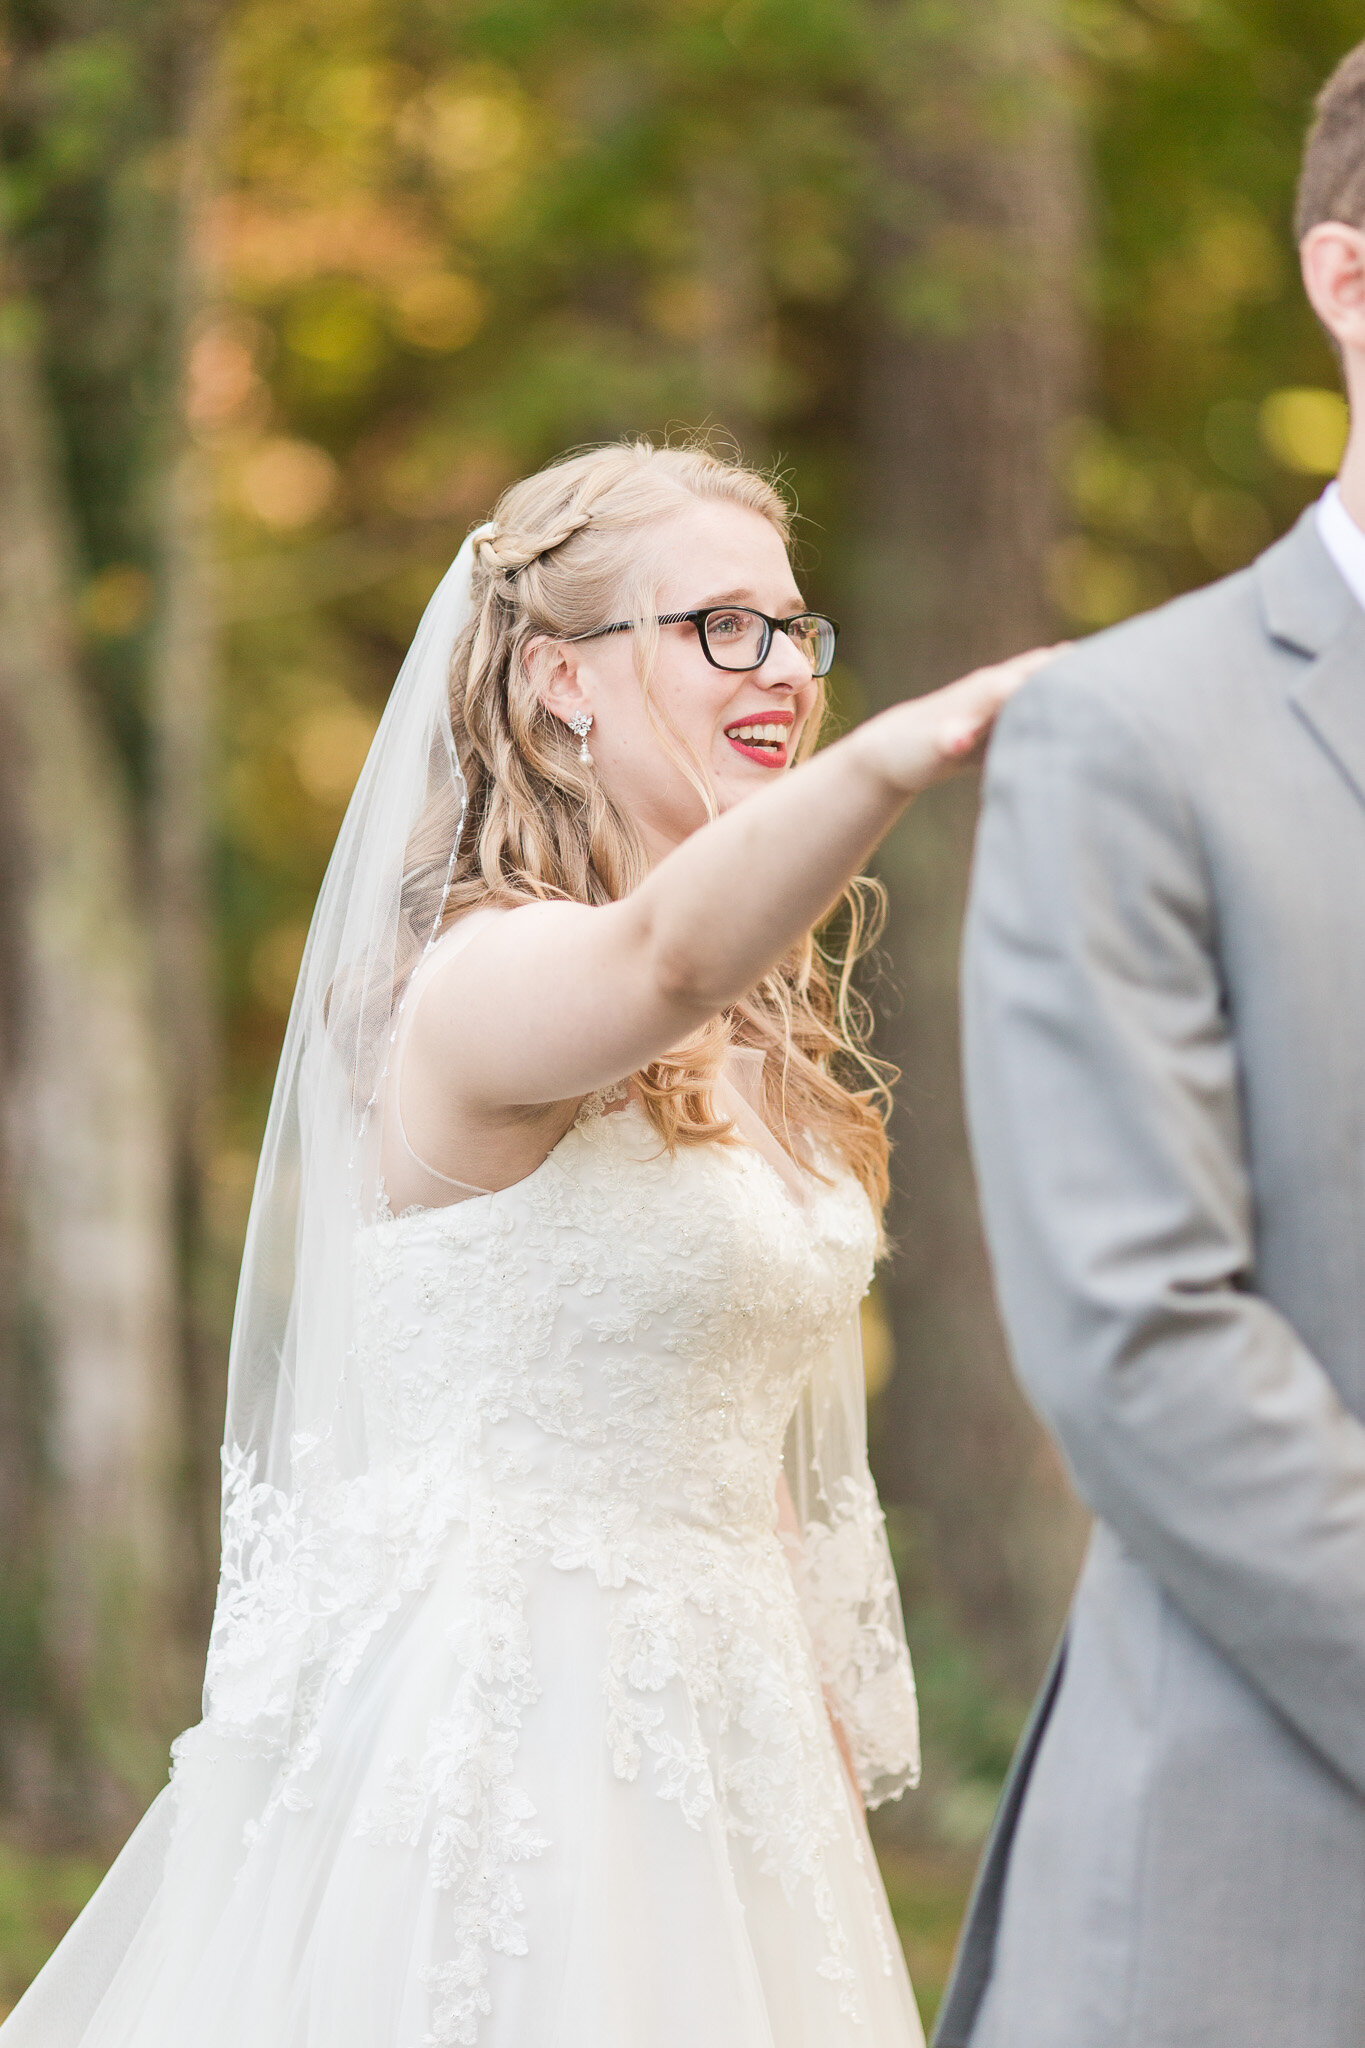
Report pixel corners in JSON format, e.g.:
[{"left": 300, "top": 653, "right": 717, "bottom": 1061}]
[{"left": 755, "top": 635, "right": 810, "bottom": 689}]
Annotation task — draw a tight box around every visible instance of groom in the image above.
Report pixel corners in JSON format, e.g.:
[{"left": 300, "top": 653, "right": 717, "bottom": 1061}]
[{"left": 936, "top": 43, "right": 1365, "bottom": 2048}]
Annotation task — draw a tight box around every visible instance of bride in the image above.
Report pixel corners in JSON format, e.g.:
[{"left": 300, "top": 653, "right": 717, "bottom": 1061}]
[{"left": 4, "top": 439, "right": 1046, "bottom": 2047}]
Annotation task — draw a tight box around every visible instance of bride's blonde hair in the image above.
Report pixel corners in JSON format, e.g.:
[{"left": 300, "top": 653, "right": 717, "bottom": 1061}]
[{"left": 423, "top": 437, "right": 892, "bottom": 1216}]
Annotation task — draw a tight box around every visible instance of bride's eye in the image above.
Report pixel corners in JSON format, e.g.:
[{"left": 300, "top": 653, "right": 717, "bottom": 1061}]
[{"left": 707, "top": 610, "right": 750, "bottom": 639}]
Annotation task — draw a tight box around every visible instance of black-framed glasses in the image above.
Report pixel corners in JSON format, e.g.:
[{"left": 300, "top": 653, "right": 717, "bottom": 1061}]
[{"left": 569, "top": 605, "right": 839, "bottom": 679}]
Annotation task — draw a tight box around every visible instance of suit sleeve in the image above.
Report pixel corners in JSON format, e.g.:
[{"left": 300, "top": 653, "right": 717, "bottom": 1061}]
[{"left": 963, "top": 662, "right": 1365, "bottom": 1794}]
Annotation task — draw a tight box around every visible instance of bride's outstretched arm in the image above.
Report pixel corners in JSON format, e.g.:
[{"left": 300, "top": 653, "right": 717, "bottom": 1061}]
[
  {"left": 635, "top": 651, "right": 1054, "bottom": 1019},
  {"left": 414, "top": 647, "right": 1057, "bottom": 1118}
]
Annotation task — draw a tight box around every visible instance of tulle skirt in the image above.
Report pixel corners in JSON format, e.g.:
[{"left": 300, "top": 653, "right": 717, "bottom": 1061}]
[{"left": 2, "top": 1520, "right": 926, "bottom": 2048}]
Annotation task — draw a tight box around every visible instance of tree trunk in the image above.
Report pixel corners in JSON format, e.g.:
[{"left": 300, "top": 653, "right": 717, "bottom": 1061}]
[
  {"left": 694, "top": 154, "right": 766, "bottom": 458},
  {"left": 0, "top": 241, "right": 181, "bottom": 1839},
  {"left": 857, "top": 0, "right": 1090, "bottom": 1691},
  {"left": 149, "top": 16, "right": 226, "bottom": 1646},
  {"left": 0, "top": 736, "right": 42, "bottom": 1796}
]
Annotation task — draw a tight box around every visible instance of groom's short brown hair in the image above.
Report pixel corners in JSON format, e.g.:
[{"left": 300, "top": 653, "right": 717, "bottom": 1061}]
[{"left": 1296, "top": 42, "right": 1365, "bottom": 242}]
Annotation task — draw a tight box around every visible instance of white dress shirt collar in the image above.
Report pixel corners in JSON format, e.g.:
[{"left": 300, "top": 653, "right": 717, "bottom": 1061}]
[{"left": 1315, "top": 480, "right": 1365, "bottom": 613}]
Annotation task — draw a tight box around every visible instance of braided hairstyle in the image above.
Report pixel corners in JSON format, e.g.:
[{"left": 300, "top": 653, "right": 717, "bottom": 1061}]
[{"left": 412, "top": 437, "right": 892, "bottom": 1218}]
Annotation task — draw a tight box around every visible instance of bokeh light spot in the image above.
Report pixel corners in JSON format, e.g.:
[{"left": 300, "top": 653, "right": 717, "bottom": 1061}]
[
  {"left": 1189, "top": 488, "right": 1272, "bottom": 569},
  {"left": 291, "top": 704, "right": 378, "bottom": 804},
  {"left": 1204, "top": 398, "right": 1266, "bottom": 484},
  {"left": 187, "top": 321, "right": 267, "bottom": 430},
  {"left": 282, "top": 289, "right": 387, "bottom": 395},
  {"left": 239, "top": 439, "right": 340, "bottom": 529},
  {"left": 393, "top": 273, "right": 487, "bottom": 353},
  {"left": 81, "top": 565, "right": 152, "bottom": 638},
  {"left": 397, "top": 78, "right": 526, "bottom": 176},
  {"left": 1259, "top": 387, "right": 1349, "bottom": 475},
  {"left": 1046, "top": 536, "right": 1163, "bottom": 627}
]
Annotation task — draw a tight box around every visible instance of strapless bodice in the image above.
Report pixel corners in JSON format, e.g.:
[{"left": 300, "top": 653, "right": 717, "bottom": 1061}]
[{"left": 354, "top": 1097, "right": 878, "bottom": 1550}]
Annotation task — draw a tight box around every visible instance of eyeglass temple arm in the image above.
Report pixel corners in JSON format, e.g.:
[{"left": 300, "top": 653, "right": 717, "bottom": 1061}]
[
  {"left": 566, "top": 612, "right": 699, "bottom": 643},
  {"left": 565, "top": 622, "right": 629, "bottom": 643}
]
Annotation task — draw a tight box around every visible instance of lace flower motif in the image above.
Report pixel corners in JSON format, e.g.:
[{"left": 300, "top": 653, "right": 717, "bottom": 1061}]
[{"left": 182, "top": 1098, "right": 914, "bottom": 2044}]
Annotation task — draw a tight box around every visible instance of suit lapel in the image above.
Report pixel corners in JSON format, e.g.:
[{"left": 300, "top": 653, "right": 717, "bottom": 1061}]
[
  {"left": 1290, "top": 610, "right": 1365, "bottom": 812},
  {"left": 1256, "top": 505, "right": 1365, "bottom": 813}
]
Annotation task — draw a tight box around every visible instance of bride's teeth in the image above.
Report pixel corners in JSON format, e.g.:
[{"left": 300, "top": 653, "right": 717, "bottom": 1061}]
[{"left": 728, "top": 723, "right": 786, "bottom": 745}]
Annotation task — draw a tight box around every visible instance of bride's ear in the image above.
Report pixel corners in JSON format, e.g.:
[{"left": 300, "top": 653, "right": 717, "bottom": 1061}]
[{"left": 524, "top": 634, "right": 591, "bottom": 727}]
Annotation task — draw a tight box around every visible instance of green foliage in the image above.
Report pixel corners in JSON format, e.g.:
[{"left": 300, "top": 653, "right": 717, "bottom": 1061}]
[
  {"left": 3, "top": 0, "right": 190, "bottom": 785},
  {"left": 875, "top": 1844, "right": 978, "bottom": 2031},
  {"left": 9, "top": 0, "right": 1362, "bottom": 1151},
  {"left": 13, "top": 0, "right": 1357, "bottom": 1678},
  {"left": 207, "top": 0, "right": 903, "bottom": 1150},
  {"left": 1055, "top": 0, "right": 1363, "bottom": 626},
  {"left": 1, "top": 0, "right": 1362, "bottom": 1999},
  {"left": 0, "top": 1839, "right": 103, "bottom": 2019},
  {"left": 206, "top": 0, "right": 1365, "bottom": 1152},
  {"left": 883, "top": 1504, "right": 1030, "bottom": 1847}
]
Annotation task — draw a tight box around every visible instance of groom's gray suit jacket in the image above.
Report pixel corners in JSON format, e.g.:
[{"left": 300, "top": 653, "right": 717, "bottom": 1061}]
[{"left": 936, "top": 508, "right": 1365, "bottom": 2048}]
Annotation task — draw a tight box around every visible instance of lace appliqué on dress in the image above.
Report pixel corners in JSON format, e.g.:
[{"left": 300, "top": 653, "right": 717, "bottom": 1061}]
[
  {"left": 184, "top": 1102, "right": 913, "bottom": 2045},
  {"left": 355, "top": 1498, "right": 550, "bottom": 2048},
  {"left": 791, "top": 1473, "right": 921, "bottom": 1802}
]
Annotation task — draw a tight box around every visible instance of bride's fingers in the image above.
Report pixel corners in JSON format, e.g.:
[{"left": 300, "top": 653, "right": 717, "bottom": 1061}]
[
  {"left": 873, "top": 641, "right": 1069, "bottom": 794},
  {"left": 964, "top": 642, "right": 1067, "bottom": 706},
  {"left": 936, "top": 643, "right": 1068, "bottom": 755}
]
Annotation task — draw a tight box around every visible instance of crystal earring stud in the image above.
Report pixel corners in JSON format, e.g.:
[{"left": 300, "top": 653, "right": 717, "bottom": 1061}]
[{"left": 568, "top": 711, "right": 594, "bottom": 763}]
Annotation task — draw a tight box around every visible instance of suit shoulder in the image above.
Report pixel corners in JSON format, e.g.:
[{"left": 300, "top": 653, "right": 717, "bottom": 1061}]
[
  {"left": 994, "top": 569, "right": 1268, "bottom": 790},
  {"left": 1014, "top": 565, "right": 1264, "bottom": 736},
  {"left": 998, "top": 561, "right": 1277, "bottom": 753}
]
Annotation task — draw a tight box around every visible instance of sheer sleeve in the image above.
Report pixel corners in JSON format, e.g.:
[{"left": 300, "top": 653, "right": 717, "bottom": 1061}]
[{"left": 781, "top": 1310, "right": 920, "bottom": 1807}]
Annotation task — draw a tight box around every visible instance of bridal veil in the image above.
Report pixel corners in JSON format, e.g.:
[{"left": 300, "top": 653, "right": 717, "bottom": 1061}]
[{"left": 2, "top": 525, "right": 916, "bottom": 2046}]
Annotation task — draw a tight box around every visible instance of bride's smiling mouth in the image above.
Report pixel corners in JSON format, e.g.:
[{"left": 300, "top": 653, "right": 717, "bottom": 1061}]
[{"left": 723, "top": 709, "right": 795, "bottom": 768}]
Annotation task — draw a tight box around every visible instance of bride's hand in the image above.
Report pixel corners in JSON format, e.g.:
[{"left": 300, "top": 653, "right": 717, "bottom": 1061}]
[
  {"left": 415, "top": 641, "right": 1066, "bottom": 1122},
  {"left": 861, "top": 644, "right": 1066, "bottom": 797}
]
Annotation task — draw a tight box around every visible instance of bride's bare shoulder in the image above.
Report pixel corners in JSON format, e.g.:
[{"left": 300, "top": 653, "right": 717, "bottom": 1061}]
[
  {"left": 424, "top": 896, "right": 595, "bottom": 981},
  {"left": 405, "top": 897, "right": 600, "bottom": 1064}
]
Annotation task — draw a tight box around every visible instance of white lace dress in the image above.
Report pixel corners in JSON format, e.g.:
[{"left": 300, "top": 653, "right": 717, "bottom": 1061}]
[{"left": 4, "top": 1092, "right": 924, "bottom": 2048}]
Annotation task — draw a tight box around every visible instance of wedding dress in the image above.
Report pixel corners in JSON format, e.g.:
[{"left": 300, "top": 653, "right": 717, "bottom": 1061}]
[{"left": 1, "top": 528, "right": 923, "bottom": 2048}]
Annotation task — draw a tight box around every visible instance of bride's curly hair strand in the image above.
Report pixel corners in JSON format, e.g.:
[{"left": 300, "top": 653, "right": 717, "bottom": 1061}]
[{"left": 407, "top": 437, "right": 894, "bottom": 1220}]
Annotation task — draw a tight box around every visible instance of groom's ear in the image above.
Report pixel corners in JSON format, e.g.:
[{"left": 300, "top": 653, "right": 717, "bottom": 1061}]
[
  {"left": 1295, "top": 41, "right": 1365, "bottom": 357},
  {"left": 1300, "top": 223, "right": 1365, "bottom": 358}
]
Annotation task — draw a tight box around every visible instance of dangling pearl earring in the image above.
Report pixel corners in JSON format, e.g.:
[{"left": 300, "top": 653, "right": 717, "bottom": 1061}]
[{"left": 568, "top": 711, "right": 594, "bottom": 764}]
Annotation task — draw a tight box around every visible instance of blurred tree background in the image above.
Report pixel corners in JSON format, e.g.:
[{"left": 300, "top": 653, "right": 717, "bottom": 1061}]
[{"left": 0, "top": 0, "right": 1360, "bottom": 2021}]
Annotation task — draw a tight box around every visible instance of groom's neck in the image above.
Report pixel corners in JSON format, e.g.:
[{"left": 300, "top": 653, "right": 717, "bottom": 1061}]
[{"left": 1336, "top": 356, "right": 1365, "bottom": 532}]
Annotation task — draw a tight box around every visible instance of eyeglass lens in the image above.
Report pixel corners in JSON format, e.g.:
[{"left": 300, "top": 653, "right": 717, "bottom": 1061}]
[{"left": 701, "top": 609, "right": 834, "bottom": 677}]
